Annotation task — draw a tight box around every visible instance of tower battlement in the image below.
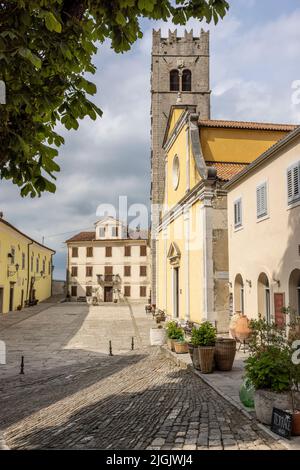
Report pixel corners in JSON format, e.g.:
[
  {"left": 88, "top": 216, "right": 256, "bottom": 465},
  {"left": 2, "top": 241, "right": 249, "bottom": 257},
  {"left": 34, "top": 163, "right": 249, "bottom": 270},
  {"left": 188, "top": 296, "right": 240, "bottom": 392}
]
[{"left": 152, "top": 29, "right": 209, "bottom": 55}]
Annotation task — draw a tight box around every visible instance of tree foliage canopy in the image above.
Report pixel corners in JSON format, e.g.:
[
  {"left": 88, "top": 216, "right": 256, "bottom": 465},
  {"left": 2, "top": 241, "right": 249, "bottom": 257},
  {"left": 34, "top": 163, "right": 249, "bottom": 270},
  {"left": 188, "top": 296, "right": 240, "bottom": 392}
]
[{"left": 0, "top": 0, "right": 229, "bottom": 197}]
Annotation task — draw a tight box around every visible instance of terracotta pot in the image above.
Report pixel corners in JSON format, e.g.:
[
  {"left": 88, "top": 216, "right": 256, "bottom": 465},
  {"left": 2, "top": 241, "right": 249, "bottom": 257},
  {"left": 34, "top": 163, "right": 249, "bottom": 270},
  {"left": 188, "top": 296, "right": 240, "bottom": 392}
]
[
  {"left": 167, "top": 338, "right": 175, "bottom": 351},
  {"left": 235, "top": 315, "right": 251, "bottom": 343},
  {"left": 229, "top": 313, "right": 241, "bottom": 340},
  {"left": 198, "top": 346, "right": 215, "bottom": 374},
  {"left": 215, "top": 338, "right": 236, "bottom": 371},
  {"left": 174, "top": 342, "right": 188, "bottom": 354},
  {"left": 292, "top": 410, "right": 300, "bottom": 436}
]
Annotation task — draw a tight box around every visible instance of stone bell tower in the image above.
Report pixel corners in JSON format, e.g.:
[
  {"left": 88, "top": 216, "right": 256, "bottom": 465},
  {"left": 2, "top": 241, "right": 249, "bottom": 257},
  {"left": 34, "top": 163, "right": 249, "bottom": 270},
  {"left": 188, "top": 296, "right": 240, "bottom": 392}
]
[{"left": 150, "top": 29, "right": 211, "bottom": 304}]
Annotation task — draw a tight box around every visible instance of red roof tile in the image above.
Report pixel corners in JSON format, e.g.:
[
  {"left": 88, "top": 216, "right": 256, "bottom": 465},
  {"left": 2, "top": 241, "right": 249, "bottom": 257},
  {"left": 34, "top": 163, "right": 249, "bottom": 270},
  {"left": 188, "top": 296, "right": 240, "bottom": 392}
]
[
  {"left": 206, "top": 161, "right": 248, "bottom": 182},
  {"left": 199, "top": 119, "right": 296, "bottom": 132},
  {"left": 65, "top": 232, "right": 95, "bottom": 242}
]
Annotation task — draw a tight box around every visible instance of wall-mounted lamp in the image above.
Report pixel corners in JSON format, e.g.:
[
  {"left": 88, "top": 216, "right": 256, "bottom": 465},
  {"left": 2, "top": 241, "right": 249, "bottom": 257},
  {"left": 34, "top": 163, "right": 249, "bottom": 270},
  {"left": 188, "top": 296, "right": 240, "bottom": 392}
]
[
  {"left": 246, "top": 279, "right": 252, "bottom": 288},
  {"left": 273, "top": 277, "right": 281, "bottom": 288}
]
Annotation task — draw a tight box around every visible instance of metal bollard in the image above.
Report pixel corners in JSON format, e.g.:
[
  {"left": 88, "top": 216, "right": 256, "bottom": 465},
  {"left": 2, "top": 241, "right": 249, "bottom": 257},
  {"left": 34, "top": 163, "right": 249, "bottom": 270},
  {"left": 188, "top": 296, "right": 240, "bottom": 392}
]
[
  {"left": 109, "top": 340, "right": 113, "bottom": 356},
  {"left": 20, "top": 355, "right": 24, "bottom": 374},
  {"left": 131, "top": 336, "right": 134, "bottom": 351}
]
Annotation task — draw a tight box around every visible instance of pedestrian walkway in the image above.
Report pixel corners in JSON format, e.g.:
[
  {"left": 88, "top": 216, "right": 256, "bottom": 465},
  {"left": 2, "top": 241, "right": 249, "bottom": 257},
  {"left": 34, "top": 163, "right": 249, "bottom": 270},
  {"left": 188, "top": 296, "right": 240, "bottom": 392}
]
[{"left": 161, "top": 345, "right": 300, "bottom": 450}]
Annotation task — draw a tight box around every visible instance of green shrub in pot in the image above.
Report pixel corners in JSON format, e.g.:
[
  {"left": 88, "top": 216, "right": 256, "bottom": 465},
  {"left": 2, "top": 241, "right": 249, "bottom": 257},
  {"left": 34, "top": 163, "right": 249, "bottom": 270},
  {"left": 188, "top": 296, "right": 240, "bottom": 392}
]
[{"left": 196, "top": 322, "right": 217, "bottom": 374}]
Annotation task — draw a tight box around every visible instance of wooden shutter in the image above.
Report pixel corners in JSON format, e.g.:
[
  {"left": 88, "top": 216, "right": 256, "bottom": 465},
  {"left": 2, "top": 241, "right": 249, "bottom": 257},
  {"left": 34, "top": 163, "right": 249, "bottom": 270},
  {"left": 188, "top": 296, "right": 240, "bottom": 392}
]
[
  {"left": 287, "top": 163, "right": 300, "bottom": 205},
  {"left": 234, "top": 199, "right": 242, "bottom": 228},
  {"left": 71, "top": 266, "right": 78, "bottom": 277},
  {"left": 140, "top": 266, "right": 147, "bottom": 277},
  {"left": 140, "top": 245, "right": 147, "bottom": 256},
  {"left": 72, "top": 247, "right": 78, "bottom": 257},
  {"left": 124, "top": 286, "right": 131, "bottom": 297},
  {"left": 124, "top": 266, "right": 131, "bottom": 277},
  {"left": 86, "top": 266, "right": 93, "bottom": 277},
  {"left": 125, "top": 246, "right": 131, "bottom": 256},
  {"left": 257, "top": 183, "right": 267, "bottom": 218},
  {"left": 86, "top": 247, "right": 93, "bottom": 257},
  {"left": 105, "top": 246, "right": 112, "bottom": 257},
  {"left": 140, "top": 286, "right": 146, "bottom": 297},
  {"left": 105, "top": 266, "right": 113, "bottom": 274}
]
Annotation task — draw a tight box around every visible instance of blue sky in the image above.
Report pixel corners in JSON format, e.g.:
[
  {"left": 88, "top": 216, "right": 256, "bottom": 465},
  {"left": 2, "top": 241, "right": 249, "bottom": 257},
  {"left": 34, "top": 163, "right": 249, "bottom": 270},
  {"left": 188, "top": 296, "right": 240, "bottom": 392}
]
[{"left": 1, "top": 0, "right": 300, "bottom": 279}]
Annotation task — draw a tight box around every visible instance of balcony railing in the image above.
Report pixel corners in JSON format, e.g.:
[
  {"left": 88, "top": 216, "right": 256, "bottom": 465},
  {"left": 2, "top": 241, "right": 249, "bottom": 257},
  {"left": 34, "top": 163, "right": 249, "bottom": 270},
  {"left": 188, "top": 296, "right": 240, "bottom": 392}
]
[{"left": 97, "top": 274, "right": 121, "bottom": 285}]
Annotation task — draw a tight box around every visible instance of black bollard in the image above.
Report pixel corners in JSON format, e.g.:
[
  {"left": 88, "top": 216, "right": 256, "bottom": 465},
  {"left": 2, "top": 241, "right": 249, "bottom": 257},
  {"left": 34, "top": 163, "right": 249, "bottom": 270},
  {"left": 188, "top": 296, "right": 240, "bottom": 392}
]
[
  {"left": 109, "top": 340, "right": 113, "bottom": 356},
  {"left": 20, "top": 355, "right": 24, "bottom": 374},
  {"left": 131, "top": 336, "right": 134, "bottom": 351}
]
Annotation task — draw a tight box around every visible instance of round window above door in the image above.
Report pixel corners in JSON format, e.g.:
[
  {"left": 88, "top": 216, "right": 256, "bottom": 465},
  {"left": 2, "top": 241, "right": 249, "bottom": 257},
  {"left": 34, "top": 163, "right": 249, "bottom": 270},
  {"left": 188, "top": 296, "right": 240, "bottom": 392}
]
[{"left": 172, "top": 154, "right": 180, "bottom": 190}]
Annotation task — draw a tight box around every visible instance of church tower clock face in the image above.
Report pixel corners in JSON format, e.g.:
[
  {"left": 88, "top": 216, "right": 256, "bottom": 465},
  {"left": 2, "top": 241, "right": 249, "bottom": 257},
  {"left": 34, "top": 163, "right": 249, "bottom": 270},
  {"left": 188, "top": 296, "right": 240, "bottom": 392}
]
[{"left": 172, "top": 154, "right": 180, "bottom": 190}]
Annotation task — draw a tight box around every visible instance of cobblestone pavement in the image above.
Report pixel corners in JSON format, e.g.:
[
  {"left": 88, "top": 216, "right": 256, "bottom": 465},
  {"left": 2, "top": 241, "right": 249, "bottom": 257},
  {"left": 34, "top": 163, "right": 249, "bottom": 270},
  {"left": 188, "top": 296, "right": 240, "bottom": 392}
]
[{"left": 1, "top": 348, "right": 284, "bottom": 450}]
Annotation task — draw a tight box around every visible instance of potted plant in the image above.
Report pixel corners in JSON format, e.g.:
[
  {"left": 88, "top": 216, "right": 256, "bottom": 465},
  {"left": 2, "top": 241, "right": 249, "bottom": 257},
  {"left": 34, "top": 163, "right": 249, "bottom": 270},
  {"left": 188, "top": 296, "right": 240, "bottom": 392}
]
[
  {"left": 166, "top": 321, "right": 183, "bottom": 351},
  {"left": 174, "top": 337, "right": 188, "bottom": 354},
  {"left": 197, "top": 321, "right": 217, "bottom": 374},
  {"left": 150, "top": 324, "right": 167, "bottom": 346},
  {"left": 189, "top": 327, "right": 202, "bottom": 370},
  {"left": 244, "top": 315, "right": 300, "bottom": 427}
]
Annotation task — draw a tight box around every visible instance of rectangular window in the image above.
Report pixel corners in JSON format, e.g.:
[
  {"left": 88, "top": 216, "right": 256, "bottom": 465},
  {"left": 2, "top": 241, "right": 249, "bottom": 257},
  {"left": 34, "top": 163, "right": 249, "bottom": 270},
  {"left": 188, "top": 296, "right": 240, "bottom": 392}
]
[
  {"left": 287, "top": 162, "right": 300, "bottom": 205},
  {"left": 86, "top": 286, "right": 93, "bottom": 297},
  {"left": 124, "top": 286, "right": 131, "bottom": 297},
  {"left": 105, "top": 246, "right": 112, "bottom": 257},
  {"left": 42, "top": 259, "right": 46, "bottom": 274},
  {"left": 36, "top": 258, "right": 39, "bottom": 273},
  {"left": 112, "top": 227, "right": 119, "bottom": 237},
  {"left": 124, "top": 246, "right": 131, "bottom": 257},
  {"left": 71, "top": 266, "right": 78, "bottom": 277},
  {"left": 140, "top": 286, "right": 147, "bottom": 297},
  {"left": 99, "top": 227, "right": 105, "bottom": 237},
  {"left": 72, "top": 247, "right": 78, "bottom": 258},
  {"left": 48, "top": 261, "right": 51, "bottom": 275},
  {"left": 86, "top": 247, "right": 93, "bottom": 257},
  {"left": 256, "top": 182, "right": 268, "bottom": 219},
  {"left": 86, "top": 266, "right": 93, "bottom": 277},
  {"left": 140, "top": 266, "right": 147, "bottom": 277},
  {"left": 124, "top": 266, "right": 131, "bottom": 277},
  {"left": 71, "top": 285, "right": 77, "bottom": 297},
  {"left": 22, "top": 253, "right": 25, "bottom": 270},
  {"left": 234, "top": 198, "right": 242, "bottom": 229},
  {"left": 140, "top": 245, "right": 147, "bottom": 257},
  {"left": 31, "top": 256, "right": 33, "bottom": 272}
]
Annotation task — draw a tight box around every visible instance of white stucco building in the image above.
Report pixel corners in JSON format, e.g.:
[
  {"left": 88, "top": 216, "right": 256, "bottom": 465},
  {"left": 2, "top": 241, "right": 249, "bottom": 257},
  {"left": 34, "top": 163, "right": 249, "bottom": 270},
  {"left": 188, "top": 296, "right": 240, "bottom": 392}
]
[
  {"left": 225, "top": 127, "right": 300, "bottom": 325},
  {"left": 66, "top": 217, "right": 151, "bottom": 303}
]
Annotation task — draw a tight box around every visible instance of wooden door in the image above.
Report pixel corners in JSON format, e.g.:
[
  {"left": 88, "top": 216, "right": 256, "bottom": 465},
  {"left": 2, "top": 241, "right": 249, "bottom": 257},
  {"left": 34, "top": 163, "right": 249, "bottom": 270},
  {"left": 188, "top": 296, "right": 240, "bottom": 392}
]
[
  {"left": 274, "top": 293, "right": 285, "bottom": 327},
  {"left": 104, "top": 286, "right": 113, "bottom": 302},
  {"left": 0, "top": 288, "right": 3, "bottom": 313},
  {"left": 9, "top": 284, "right": 14, "bottom": 311}
]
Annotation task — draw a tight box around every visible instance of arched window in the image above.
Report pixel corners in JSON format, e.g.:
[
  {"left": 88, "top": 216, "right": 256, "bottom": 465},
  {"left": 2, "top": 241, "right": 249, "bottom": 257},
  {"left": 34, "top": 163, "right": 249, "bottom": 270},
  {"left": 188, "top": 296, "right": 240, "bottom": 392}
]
[
  {"left": 170, "top": 69, "right": 179, "bottom": 91},
  {"left": 257, "top": 273, "right": 271, "bottom": 322},
  {"left": 234, "top": 274, "right": 244, "bottom": 314},
  {"left": 182, "top": 69, "right": 191, "bottom": 91}
]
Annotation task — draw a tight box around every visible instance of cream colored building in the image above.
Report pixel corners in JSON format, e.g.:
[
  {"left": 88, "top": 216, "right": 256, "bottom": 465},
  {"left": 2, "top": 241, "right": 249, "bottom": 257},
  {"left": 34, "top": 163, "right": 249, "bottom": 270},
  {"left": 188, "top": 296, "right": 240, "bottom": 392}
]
[
  {"left": 155, "top": 104, "right": 295, "bottom": 332},
  {"left": 225, "top": 127, "right": 300, "bottom": 325},
  {"left": 66, "top": 217, "right": 150, "bottom": 303},
  {"left": 0, "top": 216, "right": 55, "bottom": 314}
]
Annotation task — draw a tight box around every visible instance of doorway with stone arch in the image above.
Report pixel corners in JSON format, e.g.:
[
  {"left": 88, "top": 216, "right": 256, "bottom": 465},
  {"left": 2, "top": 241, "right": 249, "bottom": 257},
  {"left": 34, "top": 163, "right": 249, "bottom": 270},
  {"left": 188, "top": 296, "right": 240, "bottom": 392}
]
[
  {"left": 234, "top": 274, "right": 244, "bottom": 314},
  {"left": 289, "top": 269, "right": 300, "bottom": 316},
  {"left": 257, "top": 272, "right": 271, "bottom": 323}
]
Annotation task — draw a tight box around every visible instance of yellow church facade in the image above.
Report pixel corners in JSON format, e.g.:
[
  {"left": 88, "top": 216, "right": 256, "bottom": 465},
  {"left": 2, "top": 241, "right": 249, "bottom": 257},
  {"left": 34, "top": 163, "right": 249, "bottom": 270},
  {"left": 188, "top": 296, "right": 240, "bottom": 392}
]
[
  {"left": 0, "top": 216, "right": 55, "bottom": 314},
  {"left": 155, "top": 104, "right": 295, "bottom": 331}
]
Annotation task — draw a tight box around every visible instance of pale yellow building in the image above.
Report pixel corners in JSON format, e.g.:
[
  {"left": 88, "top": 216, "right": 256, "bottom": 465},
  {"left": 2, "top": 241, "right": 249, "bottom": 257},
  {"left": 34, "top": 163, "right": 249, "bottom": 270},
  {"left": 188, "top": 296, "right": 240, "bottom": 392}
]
[
  {"left": 156, "top": 104, "right": 295, "bottom": 331},
  {"left": 225, "top": 126, "right": 300, "bottom": 325},
  {"left": 0, "top": 216, "right": 55, "bottom": 314},
  {"left": 66, "top": 217, "right": 150, "bottom": 303}
]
